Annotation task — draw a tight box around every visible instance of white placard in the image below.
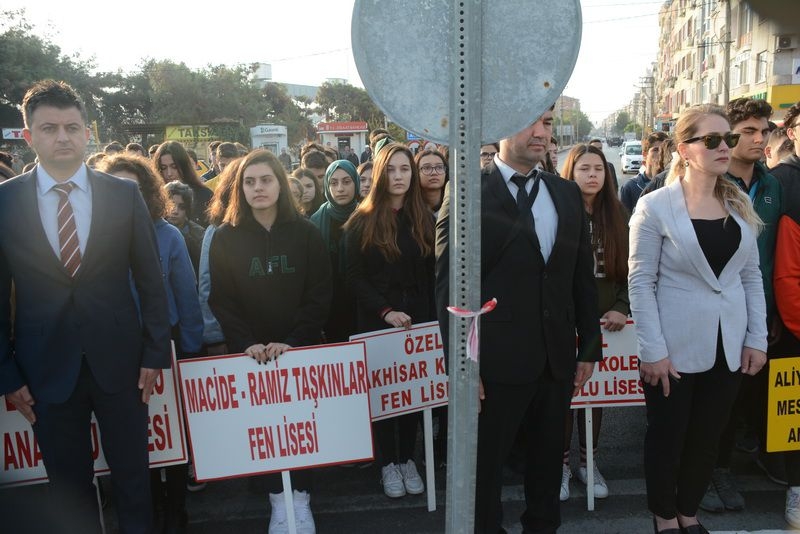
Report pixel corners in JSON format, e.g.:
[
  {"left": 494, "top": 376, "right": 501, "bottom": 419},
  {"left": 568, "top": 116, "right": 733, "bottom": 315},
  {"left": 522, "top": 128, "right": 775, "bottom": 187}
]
[
  {"left": 570, "top": 320, "right": 645, "bottom": 408},
  {"left": 1, "top": 359, "right": 188, "bottom": 488},
  {"left": 177, "top": 342, "right": 373, "bottom": 482},
  {"left": 350, "top": 322, "right": 448, "bottom": 421}
]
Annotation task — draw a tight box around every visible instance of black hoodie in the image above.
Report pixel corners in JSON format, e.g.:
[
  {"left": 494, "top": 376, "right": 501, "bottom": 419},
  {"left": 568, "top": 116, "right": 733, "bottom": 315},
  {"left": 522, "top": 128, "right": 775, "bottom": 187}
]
[{"left": 208, "top": 214, "right": 332, "bottom": 353}]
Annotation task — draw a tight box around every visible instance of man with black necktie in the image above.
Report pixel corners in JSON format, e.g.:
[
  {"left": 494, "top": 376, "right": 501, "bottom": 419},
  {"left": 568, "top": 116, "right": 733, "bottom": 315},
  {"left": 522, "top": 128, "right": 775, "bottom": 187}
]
[
  {"left": 0, "top": 80, "right": 170, "bottom": 533},
  {"left": 436, "top": 105, "right": 602, "bottom": 533}
]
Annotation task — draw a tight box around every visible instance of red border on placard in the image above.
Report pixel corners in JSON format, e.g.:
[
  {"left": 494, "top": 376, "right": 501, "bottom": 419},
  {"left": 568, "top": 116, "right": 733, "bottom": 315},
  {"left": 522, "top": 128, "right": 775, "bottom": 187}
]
[
  {"left": 177, "top": 341, "right": 375, "bottom": 483},
  {"left": 350, "top": 321, "right": 449, "bottom": 420}
]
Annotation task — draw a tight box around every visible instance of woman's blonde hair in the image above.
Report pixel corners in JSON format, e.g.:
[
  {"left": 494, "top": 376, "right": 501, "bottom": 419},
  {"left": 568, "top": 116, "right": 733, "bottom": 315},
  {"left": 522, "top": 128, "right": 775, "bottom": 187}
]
[{"left": 667, "top": 104, "right": 762, "bottom": 231}]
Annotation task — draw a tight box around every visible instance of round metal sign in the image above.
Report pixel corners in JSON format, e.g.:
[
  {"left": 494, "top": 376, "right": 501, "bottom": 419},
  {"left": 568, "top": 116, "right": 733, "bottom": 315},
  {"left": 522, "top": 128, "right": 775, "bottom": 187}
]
[{"left": 352, "top": 0, "right": 582, "bottom": 144}]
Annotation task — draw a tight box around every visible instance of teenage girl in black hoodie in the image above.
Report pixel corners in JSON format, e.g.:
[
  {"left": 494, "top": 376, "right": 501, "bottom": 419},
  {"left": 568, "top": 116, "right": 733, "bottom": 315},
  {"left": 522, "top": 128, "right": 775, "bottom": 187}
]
[
  {"left": 208, "top": 149, "right": 331, "bottom": 534},
  {"left": 344, "top": 142, "right": 435, "bottom": 499}
]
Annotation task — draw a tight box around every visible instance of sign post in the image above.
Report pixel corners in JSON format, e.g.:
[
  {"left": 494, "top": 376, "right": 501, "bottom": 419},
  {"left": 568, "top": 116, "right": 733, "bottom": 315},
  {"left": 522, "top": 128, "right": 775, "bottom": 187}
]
[{"left": 351, "top": 2, "right": 581, "bottom": 530}]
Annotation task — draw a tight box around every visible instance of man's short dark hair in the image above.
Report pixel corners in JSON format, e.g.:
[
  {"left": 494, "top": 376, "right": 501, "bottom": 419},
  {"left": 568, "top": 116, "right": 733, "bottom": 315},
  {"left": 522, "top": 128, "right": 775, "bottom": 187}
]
[
  {"left": 589, "top": 138, "right": 602, "bottom": 145},
  {"left": 302, "top": 150, "right": 328, "bottom": 170},
  {"left": 783, "top": 101, "right": 800, "bottom": 130},
  {"left": 726, "top": 97, "right": 773, "bottom": 127},
  {"left": 126, "top": 142, "right": 144, "bottom": 154},
  {"left": 104, "top": 141, "right": 124, "bottom": 154},
  {"left": 216, "top": 142, "right": 239, "bottom": 159},
  {"left": 164, "top": 180, "right": 194, "bottom": 215},
  {"left": 22, "top": 80, "right": 87, "bottom": 128}
]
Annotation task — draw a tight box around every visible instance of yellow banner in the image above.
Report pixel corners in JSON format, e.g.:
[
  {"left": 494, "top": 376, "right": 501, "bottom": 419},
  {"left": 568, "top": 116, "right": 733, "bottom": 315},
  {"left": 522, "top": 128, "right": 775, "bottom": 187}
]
[
  {"left": 165, "top": 125, "right": 214, "bottom": 141},
  {"left": 767, "top": 357, "right": 800, "bottom": 452}
]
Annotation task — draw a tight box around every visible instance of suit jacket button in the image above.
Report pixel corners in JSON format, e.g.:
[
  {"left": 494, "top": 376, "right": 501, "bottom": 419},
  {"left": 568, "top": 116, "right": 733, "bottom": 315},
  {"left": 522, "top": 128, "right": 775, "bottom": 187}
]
[{"left": 543, "top": 310, "right": 550, "bottom": 318}]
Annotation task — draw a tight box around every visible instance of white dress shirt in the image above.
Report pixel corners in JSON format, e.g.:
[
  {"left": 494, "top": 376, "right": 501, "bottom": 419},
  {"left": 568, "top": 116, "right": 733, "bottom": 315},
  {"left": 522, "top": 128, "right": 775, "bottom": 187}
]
[
  {"left": 36, "top": 164, "right": 92, "bottom": 259},
  {"left": 494, "top": 156, "right": 558, "bottom": 262}
]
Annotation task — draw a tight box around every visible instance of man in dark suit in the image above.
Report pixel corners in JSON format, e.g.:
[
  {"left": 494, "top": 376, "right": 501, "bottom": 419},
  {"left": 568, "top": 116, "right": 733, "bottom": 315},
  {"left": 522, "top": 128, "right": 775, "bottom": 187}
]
[
  {"left": 0, "top": 80, "right": 171, "bottom": 533},
  {"left": 436, "top": 107, "right": 602, "bottom": 533}
]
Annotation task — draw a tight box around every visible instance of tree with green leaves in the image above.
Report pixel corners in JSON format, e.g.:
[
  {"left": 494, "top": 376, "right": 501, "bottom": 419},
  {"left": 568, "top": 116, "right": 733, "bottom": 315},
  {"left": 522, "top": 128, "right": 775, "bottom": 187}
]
[
  {"left": 614, "top": 111, "right": 631, "bottom": 135},
  {"left": 316, "top": 81, "right": 386, "bottom": 131}
]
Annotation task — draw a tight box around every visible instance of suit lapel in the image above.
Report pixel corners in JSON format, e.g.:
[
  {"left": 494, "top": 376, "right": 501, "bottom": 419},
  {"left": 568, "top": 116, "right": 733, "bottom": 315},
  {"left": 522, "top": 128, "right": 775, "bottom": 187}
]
[
  {"left": 77, "top": 169, "right": 107, "bottom": 277},
  {"left": 667, "top": 180, "right": 720, "bottom": 288},
  {"left": 485, "top": 165, "right": 544, "bottom": 261},
  {"left": 540, "top": 173, "right": 566, "bottom": 266},
  {"left": 486, "top": 165, "right": 518, "bottom": 220},
  {"left": 718, "top": 207, "right": 751, "bottom": 284}
]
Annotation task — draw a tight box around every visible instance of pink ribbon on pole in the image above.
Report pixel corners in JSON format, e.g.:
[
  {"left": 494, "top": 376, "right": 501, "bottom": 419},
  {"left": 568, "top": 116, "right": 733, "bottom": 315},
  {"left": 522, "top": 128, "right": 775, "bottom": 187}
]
[{"left": 446, "top": 298, "right": 497, "bottom": 362}]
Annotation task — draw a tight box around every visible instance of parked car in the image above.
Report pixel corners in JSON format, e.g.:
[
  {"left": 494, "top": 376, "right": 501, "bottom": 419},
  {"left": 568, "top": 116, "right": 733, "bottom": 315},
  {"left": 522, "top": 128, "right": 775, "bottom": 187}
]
[
  {"left": 620, "top": 141, "right": 643, "bottom": 174},
  {"left": 607, "top": 136, "right": 623, "bottom": 147}
]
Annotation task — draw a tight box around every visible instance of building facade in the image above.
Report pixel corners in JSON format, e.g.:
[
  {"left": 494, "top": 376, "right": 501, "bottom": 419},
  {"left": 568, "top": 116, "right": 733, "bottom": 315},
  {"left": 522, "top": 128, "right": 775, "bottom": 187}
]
[{"left": 654, "top": 0, "right": 799, "bottom": 130}]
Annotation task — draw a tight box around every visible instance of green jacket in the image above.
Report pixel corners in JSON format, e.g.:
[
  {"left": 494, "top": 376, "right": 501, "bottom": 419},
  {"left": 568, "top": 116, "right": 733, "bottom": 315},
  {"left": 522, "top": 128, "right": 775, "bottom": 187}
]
[{"left": 726, "top": 160, "right": 782, "bottom": 321}]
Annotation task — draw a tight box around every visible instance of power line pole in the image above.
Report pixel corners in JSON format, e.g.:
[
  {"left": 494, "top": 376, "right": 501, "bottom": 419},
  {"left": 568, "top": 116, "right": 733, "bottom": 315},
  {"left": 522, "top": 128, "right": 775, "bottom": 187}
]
[{"left": 723, "top": 0, "right": 732, "bottom": 105}]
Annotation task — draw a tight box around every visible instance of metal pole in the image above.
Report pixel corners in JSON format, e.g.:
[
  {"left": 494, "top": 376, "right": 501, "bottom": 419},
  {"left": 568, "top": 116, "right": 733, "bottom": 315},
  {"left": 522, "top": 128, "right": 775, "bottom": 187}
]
[
  {"left": 445, "top": 0, "right": 482, "bottom": 532},
  {"left": 723, "top": 0, "right": 732, "bottom": 105}
]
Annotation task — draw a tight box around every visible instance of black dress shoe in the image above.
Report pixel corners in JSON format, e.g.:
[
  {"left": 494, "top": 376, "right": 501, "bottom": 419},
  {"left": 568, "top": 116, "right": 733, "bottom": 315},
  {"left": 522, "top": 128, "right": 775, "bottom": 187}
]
[
  {"left": 653, "top": 516, "right": 682, "bottom": 534},
  {"left": 680, "top": 524, "right": 709, "bottom": 534}
]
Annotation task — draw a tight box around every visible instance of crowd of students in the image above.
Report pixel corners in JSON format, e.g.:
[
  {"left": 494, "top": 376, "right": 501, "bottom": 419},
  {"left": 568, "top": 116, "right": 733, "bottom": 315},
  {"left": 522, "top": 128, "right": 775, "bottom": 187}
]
[{"left": 3, "top": 79, "right": 800, "bottom": 534}]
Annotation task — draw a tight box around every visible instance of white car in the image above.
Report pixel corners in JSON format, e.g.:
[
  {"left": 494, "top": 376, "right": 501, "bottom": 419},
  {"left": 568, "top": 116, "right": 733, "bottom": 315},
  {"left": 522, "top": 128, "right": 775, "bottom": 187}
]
[{"left": 620, "top": 141, "right": 643, "bottom": 174}]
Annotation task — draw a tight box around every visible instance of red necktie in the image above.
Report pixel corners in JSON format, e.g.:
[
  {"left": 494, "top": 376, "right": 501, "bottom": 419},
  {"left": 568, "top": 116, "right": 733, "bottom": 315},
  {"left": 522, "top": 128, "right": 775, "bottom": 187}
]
[{"left": 53, "top": 182, "right": 81, "bottom": 277}]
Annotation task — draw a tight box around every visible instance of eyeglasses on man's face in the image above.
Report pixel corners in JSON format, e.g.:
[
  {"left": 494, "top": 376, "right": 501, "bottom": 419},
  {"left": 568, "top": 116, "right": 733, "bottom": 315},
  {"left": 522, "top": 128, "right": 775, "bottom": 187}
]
[{"left": 480, "top": 152, "right": 497, "bottom": 160}]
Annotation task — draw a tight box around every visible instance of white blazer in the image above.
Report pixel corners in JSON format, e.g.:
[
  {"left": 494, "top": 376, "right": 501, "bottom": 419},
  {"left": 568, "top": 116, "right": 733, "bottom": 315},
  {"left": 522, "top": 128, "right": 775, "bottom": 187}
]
[{"left": 628, "top": 179, "right": 768, "bottom": 373}]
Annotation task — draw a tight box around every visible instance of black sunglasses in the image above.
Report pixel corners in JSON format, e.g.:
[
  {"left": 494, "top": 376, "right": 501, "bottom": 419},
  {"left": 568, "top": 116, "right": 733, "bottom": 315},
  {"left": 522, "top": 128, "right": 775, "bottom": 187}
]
[{"left": 683, "top": 132, "right": 740, "bottom": 149}]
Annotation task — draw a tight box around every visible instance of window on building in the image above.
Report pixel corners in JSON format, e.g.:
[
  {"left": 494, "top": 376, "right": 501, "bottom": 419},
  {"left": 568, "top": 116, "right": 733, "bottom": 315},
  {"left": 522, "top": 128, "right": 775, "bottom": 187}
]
[
  {"left": 737, "top": 59, "right": 749, "bottom": 86},
  {"left": 738, "top": 2, "right": 752, "bottom": 36},
  {"left": 755, "top": 51, "right": 767, "bottom": 83}
]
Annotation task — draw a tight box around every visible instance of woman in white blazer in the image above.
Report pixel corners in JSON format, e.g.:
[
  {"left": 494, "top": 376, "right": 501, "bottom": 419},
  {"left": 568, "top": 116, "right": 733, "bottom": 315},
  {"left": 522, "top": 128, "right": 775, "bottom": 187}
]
[{"left": 628, "top": 104, "right": 767, "bottom": 534}]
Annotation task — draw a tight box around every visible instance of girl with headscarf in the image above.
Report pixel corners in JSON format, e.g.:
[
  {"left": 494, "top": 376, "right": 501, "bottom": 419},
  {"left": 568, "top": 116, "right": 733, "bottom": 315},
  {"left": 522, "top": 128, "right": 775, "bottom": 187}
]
[{"left": 310, "top": 160, "right": 360, "bottom": 343}]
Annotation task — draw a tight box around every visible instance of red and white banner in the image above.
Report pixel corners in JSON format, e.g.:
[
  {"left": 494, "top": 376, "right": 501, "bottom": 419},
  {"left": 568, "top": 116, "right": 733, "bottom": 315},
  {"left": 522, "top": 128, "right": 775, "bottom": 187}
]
[
  {"left": 571, "top": 320, "right": 644, "bottom": 408},
  {"left": 350, "top": 322, "right": 448, "bottom": 421},
  {"left": 1, "top": 359, "right": 188, "bottom": 488},
  {"left": 177, "top": 342, "right": 373, "bottom": 482},
  {"left": 2, "top": 128, "right": 24, "bottom": 140},
  {"left": 316, "top": 121, "right": 368, "bottom": 132}
]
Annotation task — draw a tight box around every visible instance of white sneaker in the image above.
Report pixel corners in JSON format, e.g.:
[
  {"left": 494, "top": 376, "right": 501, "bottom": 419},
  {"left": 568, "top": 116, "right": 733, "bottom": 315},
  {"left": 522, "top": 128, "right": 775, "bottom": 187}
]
[
  {"left": 292, "top": 490, "right": 316, "bottom": 534},
  {"left": 560, "top": 464, "right": 571, "bottom": 501},
  {"left": 786, "top": 486, "right": 800, "bottom": 529},
  {"left": 381, "top": 463, "right": 406, "bottom": 498},
  {"left": 577, "top": 464, "right": 609, "bottom": 499},
  {"left": 399, "top": 459, "right": 425, "bottom": 495},
  {"left": 268, "top": 492, "right": 289, "bottom": 534}
]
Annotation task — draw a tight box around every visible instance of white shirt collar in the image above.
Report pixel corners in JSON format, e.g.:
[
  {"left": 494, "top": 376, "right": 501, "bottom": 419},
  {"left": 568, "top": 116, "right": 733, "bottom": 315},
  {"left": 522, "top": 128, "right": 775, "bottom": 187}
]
[
  {"left": 36, "top": 163, "right": 90, "bottom": 195},
  {"left": 493, "top": 155, "right": 538, "bottom": 185}
]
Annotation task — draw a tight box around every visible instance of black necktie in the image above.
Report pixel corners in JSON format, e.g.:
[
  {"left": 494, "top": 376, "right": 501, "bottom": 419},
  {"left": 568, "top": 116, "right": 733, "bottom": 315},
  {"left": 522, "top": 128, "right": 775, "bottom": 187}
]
[{"left": 511, "top": 173, "right": 540, "bottom": 218}]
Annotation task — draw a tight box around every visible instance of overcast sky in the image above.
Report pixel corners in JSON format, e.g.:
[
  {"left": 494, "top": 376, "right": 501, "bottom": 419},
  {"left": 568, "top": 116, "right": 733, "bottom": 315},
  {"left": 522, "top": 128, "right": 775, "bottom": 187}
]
[{"left": 3, "top": 0, "right": 661, "bottom": 125}]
